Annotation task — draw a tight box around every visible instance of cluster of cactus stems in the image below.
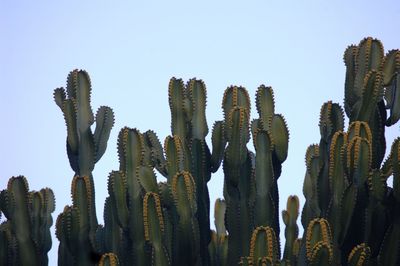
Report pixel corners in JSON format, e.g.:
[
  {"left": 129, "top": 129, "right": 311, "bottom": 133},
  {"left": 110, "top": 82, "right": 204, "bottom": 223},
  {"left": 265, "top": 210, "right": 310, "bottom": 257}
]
[
  {"left": 0, "top": 176, "right": 55, "bottom": 265},
  {"left": 1, "top": 37, "right": 400, "bottom": 265}
]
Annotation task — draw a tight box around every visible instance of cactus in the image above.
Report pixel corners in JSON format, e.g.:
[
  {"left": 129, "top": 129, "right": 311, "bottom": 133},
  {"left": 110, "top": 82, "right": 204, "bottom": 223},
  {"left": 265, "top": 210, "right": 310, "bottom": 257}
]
[
  {"left": 54, "top": 69, "right": 115, "bottom": 265},
  {"left": 0, "top": 176, "right": 55, "bottom": 265},
  {"left": 3, "top": 37, "right": 400, "bottom": 265},
  {"left": 299, "top": 37, "right": 400, "bottom": 265}
]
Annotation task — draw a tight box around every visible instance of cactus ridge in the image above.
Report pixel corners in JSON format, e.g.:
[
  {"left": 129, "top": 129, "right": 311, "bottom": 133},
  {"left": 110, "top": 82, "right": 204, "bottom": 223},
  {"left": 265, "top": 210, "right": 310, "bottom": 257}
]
[
  {"left": 355, "top": 37, "right": 384, "bottom": 73},
  {"left": 143, "top": 192, "right": 165, "bottom": 241},
  {"left": 347, "top": 243, "right": 371, "bottom": 266},
  {"left": 249, "top": 226, "right": 279, "bottom": 264},
  {"left": 381, "top": 49, "right": 400, "bottom": 85}
]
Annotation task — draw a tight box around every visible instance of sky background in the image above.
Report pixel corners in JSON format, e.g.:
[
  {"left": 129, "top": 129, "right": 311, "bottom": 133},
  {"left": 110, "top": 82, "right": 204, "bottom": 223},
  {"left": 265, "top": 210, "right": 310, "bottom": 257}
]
[{"left": 1, "top": 1, "right": 399, "bottom": 265}]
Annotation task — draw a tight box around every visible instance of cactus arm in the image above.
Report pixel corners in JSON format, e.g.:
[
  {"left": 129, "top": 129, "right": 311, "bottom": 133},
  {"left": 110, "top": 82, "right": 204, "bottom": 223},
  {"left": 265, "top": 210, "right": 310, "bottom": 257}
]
[
  {"left": 305, "top": 218, "right": 333, "bottom": 266},
  {"left": 344, "top": 44, "right": 359, "bottom": 117},
  {"left": 143, "top": 130, "right": 168, "bottom": 176},
  {"left": 253, "top": 129, "right": 275, "bottom": 226},
  {"left": 188, "top": 78, "right": 208, "bottom": 139},
  {"left": 255, "top": 85, "right": 275, "bottom": 130},
  {"left": 142, "top": 192, "right": 171, "bottom": 266},
  {"left": 347, "top": 243, "right": 371, "bottom": 266},
  {"left": 190, "top": 138, "right": 212, "bottom": 265},
  {"left": 7, "top": 176, "right": 39, "bottom": 266},
  {"left": 54, "top": 87, "right": 66, "bottom": 109},
  {"left": 102, "top": 197, "right": 125, "bottom": 261},
  {"left": 222, "top": 86, "right": 251, "bottom": 126},
  {"left": 40, "top": 188, "right": 55, "bottom": 254},
  {"left": 385, "top": 72, "right": 400, "bottom": 126},
  {"left": 356, "top": 70, "right": 384, "bottom": 122},
  {"left": 282, "top": 196, "right": 300, "bottom": 263},
  {"left": 210, "top": 121, "right": 226, "bottom": 173},
  {"left": 214, "top": 199, "right": 227, "bottom": 236},
  {"left": 353, "top": 38, "right": 384, "bottom": 99},
  {"left": 107, "top": 171, "right": 129, "bottom": 228},
  {"left": 62, "top": 99, "right": 79, "bottom": 160},
  {"left": 170, "top": 171, "right": 200, "bottom": 265},
  {"left": 270, "top": 114, "right": 289, "bottom": 164},
  {"left": 99, "top": 253, "right": 119, "bottom": 266},
  {"left": 168, "top": 78, "right": 188, "bottom": 140},
  {"left": 93, "top": 106, "right": 115, "bottom": 163},
  {"left": 382, "top": 49, "right": 400, "bottom": 86},
  {"left": 225, "top": 107, "right": 250, "bottom": 169},
  {"left": 249, "top": 226, "right": 279, "bottom": 265},
  {"left": 137, "top": 166, "right": 159, "bottom": 193}
]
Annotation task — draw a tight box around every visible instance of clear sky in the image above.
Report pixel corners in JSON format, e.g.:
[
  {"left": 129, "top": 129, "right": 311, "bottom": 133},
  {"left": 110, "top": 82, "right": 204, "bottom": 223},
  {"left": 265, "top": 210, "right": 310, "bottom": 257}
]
[{"left": 1, "top": 1, "right": 399, "bottom": 265}]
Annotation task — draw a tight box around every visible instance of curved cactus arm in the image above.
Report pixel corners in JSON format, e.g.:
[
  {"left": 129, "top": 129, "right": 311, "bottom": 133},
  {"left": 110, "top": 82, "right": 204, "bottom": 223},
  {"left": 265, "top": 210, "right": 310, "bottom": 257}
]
[
  {"left": 93, "top": 106, "right": 115, "bottom": 163},
  {"left": 143, "top": 192, "right": 171, "bottom": 266},
  {"left": 347, "top": 121, "right": 372, "bottom": 143},
  {"left": 222, "top": 86, "right": 251, "bottom": 117},
  {"left": 385, "top": 72, "right": 400, "bottom": 126},
  {"left": 346, "top": 137, "right": 371, "bottom": 187},
  {"left": 62, "top": 99, "right": 80, "bottom": 171},
  {"left": 308, "top": 242, "right": 333, "bottom": 266},
  {"left": 210, "top": 121, "right": 226, "bottom": 173},
  {"left": 353, "top": 38, "right": 384, "bottom": 100},
  {"left": 356, "top": 70, "right": 384, "bottom": 122},
  {"left": 344, "top": 44, "right": 359, "bottom": 117},
  {"left": 305, "top": 218, "right": 333, "bottom": 265},
  {"left": 255, "top": 85, "right": 275, "bottom": 130},
  {"left": 347, "top": 243, "right": 371, "bottom": 266},
  {"left": 137, "top": 165, "right": 159, "bottom": 193},
  {"left": 383, "top": 51, "right": 400, "bottom": 124},
  {"left": 319, "top": 101, "right": 345, "bottom": 142},
  {"left": 249, "top": 226, "right": 279, "bottom": 265},
  {"left": 164, "top": 135, "right": 190, "bottom": 179},
  {"left": 54, "top": 87, "right": 66, "bottom": 109},
  {"left": 143, "top": 130, "right": 168, "bottom": 177},
  {"left": 107, "top": 171, "right": 129, "bottom": 228},
  {"left": 270, "top": 114, "right": 289, "bottom": 165},
  {"left": 382, "top": 49, "right": 400, "bottom": 86},
  {"left": 99, "top": 253, "right": 119, "bottom": 266}
]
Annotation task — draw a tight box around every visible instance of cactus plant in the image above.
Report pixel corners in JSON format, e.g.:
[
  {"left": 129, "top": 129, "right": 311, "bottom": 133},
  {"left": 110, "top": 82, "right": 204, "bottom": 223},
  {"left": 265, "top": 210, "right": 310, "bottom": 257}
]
[
  {"left": 2, "top": 37, "right": 400, "bottom": 265},
  {"left": 0, "top": 176, "right": 55, "bottom": 265}
]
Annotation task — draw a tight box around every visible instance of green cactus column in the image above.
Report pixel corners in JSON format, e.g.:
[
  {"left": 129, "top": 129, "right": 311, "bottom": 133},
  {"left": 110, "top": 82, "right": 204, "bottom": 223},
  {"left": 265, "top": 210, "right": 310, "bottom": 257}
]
[
  {"left": 0, "top": 176, "right": 55, "bottom": 266},
  {"left": 54, "top": 69, "right": 114, "bottom": 265}
]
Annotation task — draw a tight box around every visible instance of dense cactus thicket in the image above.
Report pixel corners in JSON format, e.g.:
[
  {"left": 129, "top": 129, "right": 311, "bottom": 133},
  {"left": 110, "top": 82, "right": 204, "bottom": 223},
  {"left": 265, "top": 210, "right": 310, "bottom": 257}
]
[{"left": 1, "top": 37, "right": 400, "bottom": 265}]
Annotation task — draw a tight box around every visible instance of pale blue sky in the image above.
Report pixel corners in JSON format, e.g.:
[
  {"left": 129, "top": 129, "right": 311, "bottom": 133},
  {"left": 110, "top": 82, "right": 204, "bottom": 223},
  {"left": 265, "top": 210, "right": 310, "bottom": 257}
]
[{"left": 1, "top": 1, "right": 399, "bottom": 265}]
